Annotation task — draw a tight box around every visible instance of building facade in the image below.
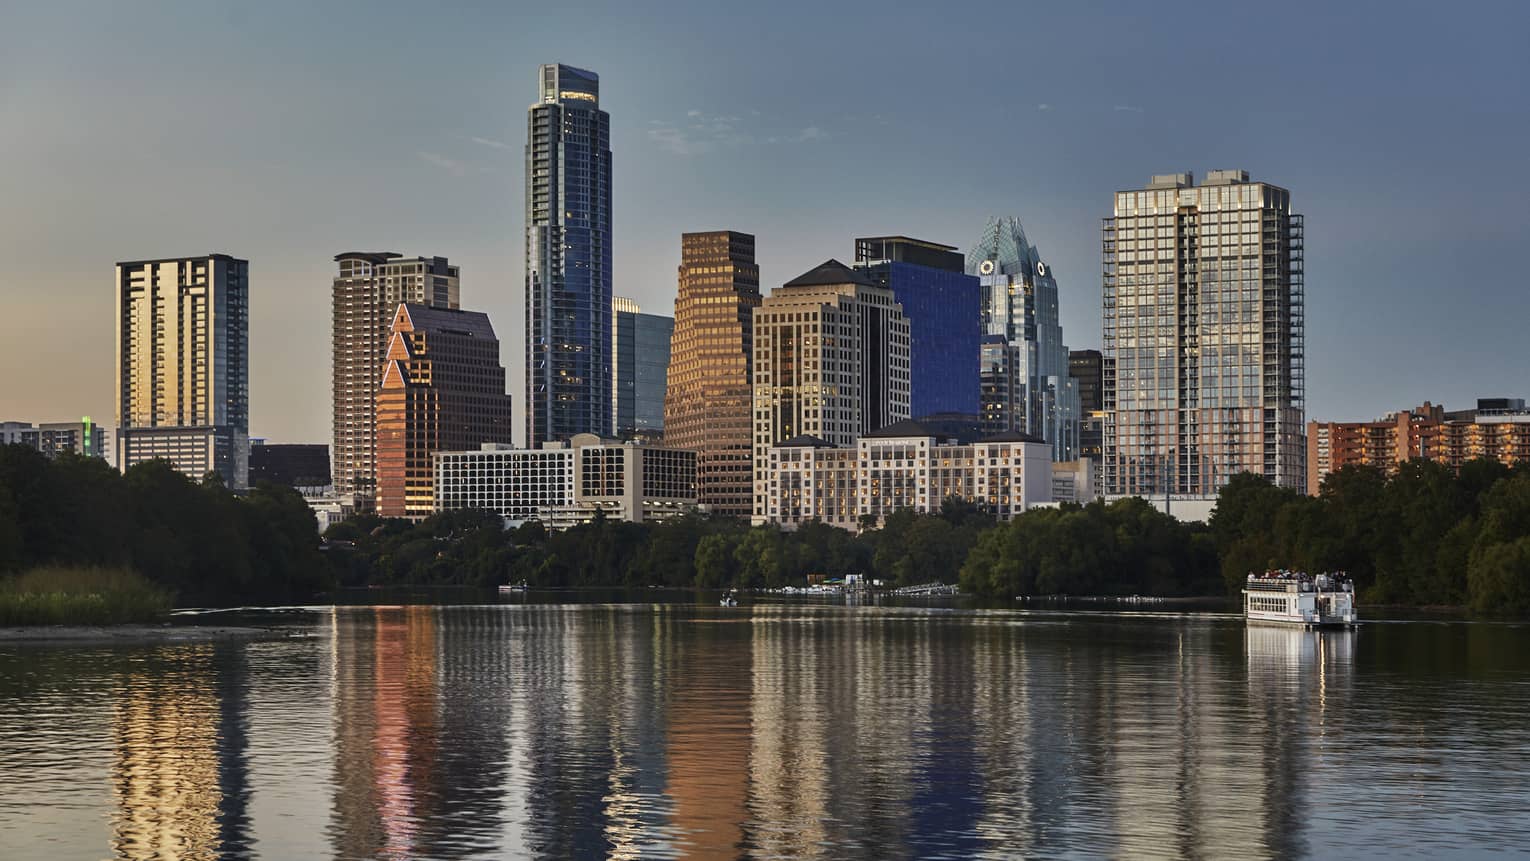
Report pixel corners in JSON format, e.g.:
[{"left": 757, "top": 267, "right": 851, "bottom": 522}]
[
  {"left": 1307, "top": 399, "right": 1530, "bottom": 494},
  {"left": 375, "top": 304, "right": 514, "bottom": 518},
  {"left": 525, "top": 63, "right": 613, "bottom": 447},
  {"left": 751, "top": 260, "right": 911, "bottom": 520},
  {"left": 1070, "top": 349, "right": 1106, "bottom": 496},
  {"left": 853, "top": 236, "right": 980, "bottom": 419},
  {"left": 1070, "top": 349, "right": 1104, "bottom": 413},
  {"left": 434, "top": 434, "right": 697, "bottom": 528},
  {"left": 0, "top": 419, "right": 106, "bottom": 459},
  {"left": 1051, "top": 459, "right": 1098, "bottom": 505},
  {"left": 116, "top": 254, "right": 249, "bottom": 488},
  {"left": 249, "top": 442, "right": 332, "bottom": 494},
  {"left": 968, "top": 217, "right": 1079, "bottom": 461},
  {"left": 612, "top": 297, "right": 673, "bottom": 439},
  {"left": 763, "top": 422, "right": 1053, "bottom": 531},
  {"left": 664, "top": 230, "right": 762, "bottom": 518},
  {"left": 331, "top": 252, "right": 460, "bottom": 510},
  {"left": 1103, "top": 171, "right": 1306, "bottom": 496}
]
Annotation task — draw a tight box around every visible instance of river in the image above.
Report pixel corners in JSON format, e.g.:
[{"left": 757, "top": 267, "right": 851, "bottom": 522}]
[{"left": 1, "top": 599, "right": 1528, "bottom": 859}]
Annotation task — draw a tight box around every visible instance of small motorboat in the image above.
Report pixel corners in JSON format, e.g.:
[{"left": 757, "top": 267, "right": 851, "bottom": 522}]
[
  {"left": 719, "top": 590, "right": 739, "bottom": 607},
  {"left": 498, "top": 580, "right": 529, "bottom": 595}
]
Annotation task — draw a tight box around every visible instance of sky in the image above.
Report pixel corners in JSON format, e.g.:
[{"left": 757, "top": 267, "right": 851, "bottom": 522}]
[{"left": 2, "top": 0, "right": 1527, "bottom": 445}]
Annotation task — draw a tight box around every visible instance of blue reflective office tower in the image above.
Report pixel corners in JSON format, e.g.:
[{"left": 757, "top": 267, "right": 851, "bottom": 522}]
[
  {"left": 525, "top": 63, "right": 613, "bottom": 446},
  {"left": 612, "top": 297, "right": 674, "bottom": 439},
  {"left": 853, "top": 237, "right": 980, "bottom": 420}
]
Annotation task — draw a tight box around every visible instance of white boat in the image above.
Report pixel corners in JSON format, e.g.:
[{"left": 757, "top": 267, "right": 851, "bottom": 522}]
[
  {"left": 498, "top": 580, "right": 529, "bottom": 594},
  {"left": 1243, "top": 571, "right": 1357, "bottom": 628},
  {"left": 719, "top": 590, "right": 739, "bottom": 607}
]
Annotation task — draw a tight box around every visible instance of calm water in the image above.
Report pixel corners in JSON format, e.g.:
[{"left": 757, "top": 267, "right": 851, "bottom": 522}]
[{"left": 2, "top": 601, "right": 1529, "bottom": 860}]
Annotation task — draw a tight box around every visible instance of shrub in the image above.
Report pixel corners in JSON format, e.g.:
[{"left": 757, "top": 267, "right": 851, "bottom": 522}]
[{"left": 0, "top": 566, "right": 172, "bottom": 626}]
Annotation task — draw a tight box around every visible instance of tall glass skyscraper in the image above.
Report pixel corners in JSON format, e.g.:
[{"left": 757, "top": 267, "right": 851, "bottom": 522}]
[
  {"left": 611, "top": 297, "right": 673, "bottom": 439},
  {"left": 525, "top": 63, "right": 612, "bottom": 447},
  {"left": 967, "top": 217, "right": 1079, "bottom": 460},
  {"left": 1102, "top": 171, "right": 1305, "bottom": 496},
  {"left": 853, "top": 236, "right": 980, "bottom": 420}
]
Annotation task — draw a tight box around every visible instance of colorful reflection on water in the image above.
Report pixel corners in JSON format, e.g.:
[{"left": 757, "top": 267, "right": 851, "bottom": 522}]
[{"left": 2, "top": 604, "right": 1528, "bottom": 859}]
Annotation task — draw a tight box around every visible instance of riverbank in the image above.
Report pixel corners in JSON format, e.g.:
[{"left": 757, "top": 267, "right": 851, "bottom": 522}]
[{"left": 0, "top": 624, "right": 306, "bottom": 645}]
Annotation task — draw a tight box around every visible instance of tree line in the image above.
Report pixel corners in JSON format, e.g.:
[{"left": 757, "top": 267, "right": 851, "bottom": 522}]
[
  {"left": 5, "top": 441, "right": 1530, "bottom": 613},
  {"left": 0, "top": 444, "right": 329, "bottom": 606},
  {"left": 297, "top": 459, "right": 1530, "bottom": 614},
  {"left": 1212, "top": 460, "right": 1530, "bottom": 613}
]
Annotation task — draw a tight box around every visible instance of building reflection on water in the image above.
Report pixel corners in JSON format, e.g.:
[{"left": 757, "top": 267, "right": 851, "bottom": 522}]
[
  {"left": 316, "top": 608, "right": 1364, "bottom": 860},
  {"left": 85, "top": 606, "right": 1374, "bottom": 860},
  {"left": 108, "top": 642, "right": 251, "bottom": 861},
  {"left": 665, "top": 611, "right": 750, "bottom": 858}
]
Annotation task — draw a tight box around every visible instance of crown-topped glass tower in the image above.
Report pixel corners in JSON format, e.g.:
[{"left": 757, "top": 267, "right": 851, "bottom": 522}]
[
  {"left": 525, "top": 64, "right": 612, "bottom": 446},
  {"left": 967, "top": 216, "right": 1079, "bottom": 460}
]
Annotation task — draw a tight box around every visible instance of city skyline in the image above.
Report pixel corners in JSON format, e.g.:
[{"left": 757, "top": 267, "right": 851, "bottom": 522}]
[{"left": 3, "top": 3, "right": 1527, "bottom": 443}]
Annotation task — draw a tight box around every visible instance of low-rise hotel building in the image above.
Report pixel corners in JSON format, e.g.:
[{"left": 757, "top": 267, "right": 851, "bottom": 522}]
[
  {"left": 764, "top": 421, "right": 1052, "bottom": 531},
  {"left": 434, "top": 433, "right": 697, "bottom": 528}
]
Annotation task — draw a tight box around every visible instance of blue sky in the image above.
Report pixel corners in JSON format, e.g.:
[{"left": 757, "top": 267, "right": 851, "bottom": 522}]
[{"left": 2, "top": 0, "right": 1527, "bottom": 443}]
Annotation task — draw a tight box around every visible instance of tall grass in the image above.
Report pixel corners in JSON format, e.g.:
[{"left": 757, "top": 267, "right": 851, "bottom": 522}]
[{"left": 0, "top": 566, "right": 172, "bottom": 626}]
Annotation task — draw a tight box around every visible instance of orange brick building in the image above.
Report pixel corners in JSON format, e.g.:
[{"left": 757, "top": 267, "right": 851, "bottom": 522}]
[{"left": 1307, "top": 399, "right": 1530, "bottom": 494}]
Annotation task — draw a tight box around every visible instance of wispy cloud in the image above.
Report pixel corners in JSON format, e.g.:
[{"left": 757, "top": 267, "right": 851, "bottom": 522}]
[
  {"left": 418, "top": 151, "right": 467, "bottom": 176},
  {"left": 1113, "top": 104, "right": 1145, "bottom": 114},
  {"left": 766, "top": 126, "right": 831, "bottom": 144},
  {"left": 649, "top": 110, "right": 834, "bottom": 156},
  {"left": 648, "top": 126, "right": 717, "bottom": 156},
  {"left": 1037, "top": 103, "right": 1053, "bottom": 111},
  {"left": 469, "top": 136, "right": 512, "bottom": 150}
]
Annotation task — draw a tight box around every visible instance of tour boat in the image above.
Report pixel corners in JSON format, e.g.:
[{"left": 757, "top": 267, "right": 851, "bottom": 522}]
[
  {"left": 1243, "top": 571, "right": 1357, "bottom": 628},
  {"left": 498, "top": 580, "right": 529, "bottom": 594}
]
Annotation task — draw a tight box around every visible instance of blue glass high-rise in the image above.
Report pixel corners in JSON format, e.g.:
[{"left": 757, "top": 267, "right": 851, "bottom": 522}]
[
  {"left": 525, "top": 64, "right": 612, "bottom": 446},
  {"left": 853, "top": 237, "right": 981, "bottom": 420},
  {"left": 612, "top": 298, "right": 674, "bottom": 439}
]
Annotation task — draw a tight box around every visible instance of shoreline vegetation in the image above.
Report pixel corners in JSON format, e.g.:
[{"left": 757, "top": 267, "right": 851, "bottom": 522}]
[
  {"left": 0, "top": 444, "right": 330, "bottom": 625},
  {"left": 0, "top": 566, "right": 169, "bottom": 627},
  {"left": 5, "top": 443, "right": 1530, "bottom": 622}
]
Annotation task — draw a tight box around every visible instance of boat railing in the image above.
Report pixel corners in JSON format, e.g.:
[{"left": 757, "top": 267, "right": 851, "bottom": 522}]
[{"left": 1245, "top": 573, "right": 1354, "bottom": 594}]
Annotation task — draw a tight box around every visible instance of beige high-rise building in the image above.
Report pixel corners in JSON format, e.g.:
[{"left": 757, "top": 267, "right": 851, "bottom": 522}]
[
  {"left": 751, "top": 260, "right": 910, "bottom": 520},
  {"left": 331, "top": 253, "right": 459, "bottom": 510},
  {"left": 1103, "top": 171, "right": 1305, "bottom": 496},
  {"left": 115, "top": 254, "right": 249, "bottom": 488},
  {"left": 664, "top": 231, "right": 761, "bottom": 517}
]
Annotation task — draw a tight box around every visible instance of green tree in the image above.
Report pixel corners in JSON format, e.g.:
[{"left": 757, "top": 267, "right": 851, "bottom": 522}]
[
  {"left": 694, "top": 533, "right": 739, "bottom": 588},
  {"left": 1468, "top": 536, "right": 1530, "bottom": 614}
]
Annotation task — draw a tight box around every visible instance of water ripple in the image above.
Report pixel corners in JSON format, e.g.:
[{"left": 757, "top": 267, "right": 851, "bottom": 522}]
[{"left": 1, "top": 607, "right": 1528, "bottom": 858}]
